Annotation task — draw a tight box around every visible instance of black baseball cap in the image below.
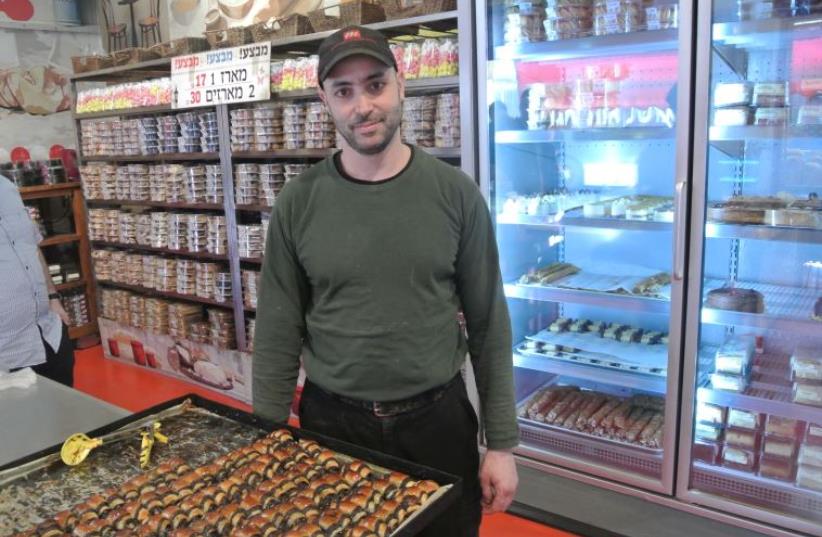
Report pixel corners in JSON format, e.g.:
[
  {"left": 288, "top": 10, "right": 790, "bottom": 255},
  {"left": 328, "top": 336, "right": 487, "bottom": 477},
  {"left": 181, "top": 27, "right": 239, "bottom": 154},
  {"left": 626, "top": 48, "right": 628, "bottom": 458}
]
[{"left": 317, "top": 25, "right": 397, "bottom": 85}]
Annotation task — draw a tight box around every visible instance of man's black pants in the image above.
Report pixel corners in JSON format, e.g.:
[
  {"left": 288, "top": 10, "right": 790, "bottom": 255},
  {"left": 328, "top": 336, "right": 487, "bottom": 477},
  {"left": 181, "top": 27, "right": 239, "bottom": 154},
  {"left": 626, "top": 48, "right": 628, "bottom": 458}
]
[
  {"left": 34, "top": 323, "right": 74, "bottom": 387},
  {"left": 299, "top": 374, "right": 483, "bottom": 537}
]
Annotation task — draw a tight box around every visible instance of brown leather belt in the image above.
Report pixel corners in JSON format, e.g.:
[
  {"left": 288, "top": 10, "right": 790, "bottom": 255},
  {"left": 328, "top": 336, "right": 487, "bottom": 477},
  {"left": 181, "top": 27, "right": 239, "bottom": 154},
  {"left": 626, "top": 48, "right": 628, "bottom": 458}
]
[{"left": 310, "top": 374, "right": 461, "bottom": 418}]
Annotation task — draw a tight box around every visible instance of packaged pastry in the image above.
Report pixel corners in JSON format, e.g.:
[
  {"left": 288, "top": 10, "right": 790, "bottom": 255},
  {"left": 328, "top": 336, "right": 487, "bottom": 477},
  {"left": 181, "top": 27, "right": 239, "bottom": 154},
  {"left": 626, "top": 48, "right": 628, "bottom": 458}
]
[
  {"left": 763, "top": 436, "right": 798, "bottom": 459},
  {"left": 645, "top": 3, "right": 678, "bottom": 30},
  {"left": 692, "top": 440, "right": 721, "bottom": 465},
  {"left": 725, "top": 427, "right": 760, "bottom": 450},
  {"left": 796, "top": 464, "right": 822, "bottom": 492},
  {"left": 793, "top": 381, "right": 822, "bottom": 407},
  {"left": 754, "top": 107, "right": 789, "bottom": 126},
  {"left": 714, "top": 336, "right": 754, "bottom": 376},
  {"left": 721, "top": 445, "right": 758, "bottom": 472},
  {"left": 752, "top": 82, "right": 789, "bottom": 108},
  {"left": 727, "top": 408, "right": 763, "bottom": 430},
  {"left": 711, "top": 373, "right": 748, "bottom": 393},
  {"left": 765, "top": 415, "right": 805, "bottom": 439},
  {"left": 713, "top": 82, "right": 753, "bottom": 108},
  {"left": 695, "top": 422, "right": 723, "bottom": 442},
  {"left": 713, "top": 107, "right": 753, "bottom": 126},
  {"left": 759, "top": 455, "right": 796, "bottom": 482},
  {"left": 797, "top": 105, "right": 822, "bottom": 126},
  {"left": 799, "top": 443, "right": 822, "bottom": 467},
  {"left": 806, "top": 422, "right": 822, "bottom": 446},
  {"left": 792, "top": 346, "right": 822, "bottom": 381},
  {"left": 696, "top": 402, "right": 727, "bottom": 426}
]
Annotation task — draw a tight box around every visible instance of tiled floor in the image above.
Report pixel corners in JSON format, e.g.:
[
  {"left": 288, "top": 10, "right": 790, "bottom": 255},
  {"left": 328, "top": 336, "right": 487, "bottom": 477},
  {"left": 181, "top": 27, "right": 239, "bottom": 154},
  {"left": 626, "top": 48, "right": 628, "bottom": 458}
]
[{"left": 74, "top": 345, "right": 578, "bottom": 537}]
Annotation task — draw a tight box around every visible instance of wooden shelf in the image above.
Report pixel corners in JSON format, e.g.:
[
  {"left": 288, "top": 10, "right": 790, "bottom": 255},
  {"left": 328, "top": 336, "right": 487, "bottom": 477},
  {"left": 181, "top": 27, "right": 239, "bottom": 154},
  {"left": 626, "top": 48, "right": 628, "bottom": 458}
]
[
  {"left": 98, "top": 280, "right": 235, "bottom": 310},
  {"left": 81, "top": 153, "right": 219, "bottom": 163},
  {"left": 55, "top": 279, "right": 86, "bottom": 292},
  {"left": 19, "top": 182, "right": 81, "bottom": 200},
  {"left": 74, "top": 104, "right": 172, "bottom": 120},
  {"left": 236, "top": 204, "right": 272, "bottom": 213},
  {"left": 91, "top": 240, "right": 229, "bottom": 261},
  {"left": 40, "top": 233, "right": 81, "bottom": 247},
  {"left": 241, "top": 257, "right": 263, "bottom": 264},
  {"left": 69, "top": 321, "right": 98, "bottom": 340},
  {"left": 86, "top": 199, "right": 224, "bottom": 211}
]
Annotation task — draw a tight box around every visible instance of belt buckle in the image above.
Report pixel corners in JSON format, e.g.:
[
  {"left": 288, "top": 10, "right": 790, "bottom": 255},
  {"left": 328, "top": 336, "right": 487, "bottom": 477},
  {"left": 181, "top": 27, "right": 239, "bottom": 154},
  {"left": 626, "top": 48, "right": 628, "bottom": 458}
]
[{"left": 372, "top": 401, "right": 393, "bottom": 417}]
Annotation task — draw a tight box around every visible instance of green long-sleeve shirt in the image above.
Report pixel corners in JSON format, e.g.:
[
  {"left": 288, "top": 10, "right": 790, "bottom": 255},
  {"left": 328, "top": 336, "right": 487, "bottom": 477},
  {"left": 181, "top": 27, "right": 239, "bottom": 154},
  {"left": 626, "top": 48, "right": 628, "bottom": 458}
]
[{"left": 252, "top": 147, "right": 519, "bottom": 450}]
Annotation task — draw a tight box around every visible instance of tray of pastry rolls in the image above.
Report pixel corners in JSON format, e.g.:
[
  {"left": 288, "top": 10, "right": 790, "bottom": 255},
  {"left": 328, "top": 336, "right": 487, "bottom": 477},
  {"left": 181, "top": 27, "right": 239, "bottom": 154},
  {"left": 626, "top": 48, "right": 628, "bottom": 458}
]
[{"left": 0, "top": 395, "right": 460, "bottom": 537}]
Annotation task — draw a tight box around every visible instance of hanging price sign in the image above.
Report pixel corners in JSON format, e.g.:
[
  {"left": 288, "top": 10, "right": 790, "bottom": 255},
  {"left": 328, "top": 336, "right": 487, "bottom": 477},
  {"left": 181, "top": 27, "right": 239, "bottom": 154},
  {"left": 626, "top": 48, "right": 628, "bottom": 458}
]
[{"left": 172, "top": 43, "right": 271, "bottom": 109}]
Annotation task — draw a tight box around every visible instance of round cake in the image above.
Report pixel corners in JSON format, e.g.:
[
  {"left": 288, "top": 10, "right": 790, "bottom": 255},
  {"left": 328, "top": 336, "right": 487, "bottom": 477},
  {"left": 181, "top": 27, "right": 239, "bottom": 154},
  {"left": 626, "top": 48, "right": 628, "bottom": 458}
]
[
  {"left": 814, "top": 296, "right": 822, "bottom": 321},
  {"left": 706, "top": 287, "right": 765, "bottom": 313}
]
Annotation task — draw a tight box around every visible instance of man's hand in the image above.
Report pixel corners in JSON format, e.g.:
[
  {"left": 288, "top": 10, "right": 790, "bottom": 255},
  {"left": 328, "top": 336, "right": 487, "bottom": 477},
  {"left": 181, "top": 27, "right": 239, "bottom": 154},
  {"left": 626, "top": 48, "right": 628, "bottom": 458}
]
[
  {"left": 50, "top": 298, "right": 70, "bottom": 325},
  {"left": 479, "top": 449, "right": 518, "bottom": 514}
]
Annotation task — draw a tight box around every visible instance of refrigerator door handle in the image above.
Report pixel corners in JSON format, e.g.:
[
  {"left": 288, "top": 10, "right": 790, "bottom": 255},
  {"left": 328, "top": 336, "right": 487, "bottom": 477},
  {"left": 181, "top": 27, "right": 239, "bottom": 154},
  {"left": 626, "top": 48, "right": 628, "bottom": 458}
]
[{"left": 673, "top": 180, "right": 688, "bottom": 281}]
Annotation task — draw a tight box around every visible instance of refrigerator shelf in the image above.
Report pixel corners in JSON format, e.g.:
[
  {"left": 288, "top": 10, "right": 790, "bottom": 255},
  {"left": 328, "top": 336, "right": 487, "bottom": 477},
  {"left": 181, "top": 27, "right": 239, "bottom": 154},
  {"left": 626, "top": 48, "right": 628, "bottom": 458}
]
[
  {"left": 525, "top": 330, "right": 668, "bottom": 376},
  {"left": 497, "top": 211, "right": 673, "bottom": 232},
  {"left": 514, "top": 350, "right": 667, "bottom": 394},
  {"left": 709, "top": 125, "right": 822, "bottom": 158},
  {"left": 495, "top": 127, "right": 675, "bottom": 145},
  {"left": 697, "top": 351, "right": 822, "bottom": 423},
  {"left": 494, "top": 28, "right": 678, "bottom": 61},
  {"left": 705, "top": 221, "right": 822, "bottom": 245},
  {"left": 713, "top": 13, "right": 822, "bottom": 49},
  {"left": 691, "top": 462, "right": 822, "bottom": 521},
  {"left": 701, "top": 279, "right": 821, "bottom": 336},
  {"left": 518, "top": 418, "right": 663, "bottom": 477},
  {"left": 505, "top": 271, "right": 671, "bottom": 314}
]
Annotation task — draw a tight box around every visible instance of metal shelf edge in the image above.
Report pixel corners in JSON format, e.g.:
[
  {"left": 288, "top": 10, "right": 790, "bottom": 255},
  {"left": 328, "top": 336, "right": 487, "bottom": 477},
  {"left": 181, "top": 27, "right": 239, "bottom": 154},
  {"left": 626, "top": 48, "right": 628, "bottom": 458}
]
[
  {"left": 495, "top": 127, "right": 676, "bottom": 144},
  {"left": 504, "top": 283, "right": 671, "bottom": 314},
  {"left": 701, "top": 308, "right": 821, "bottom": 336},
  {"left": 513, "top": 353, "right": 667, "bottom": 394},
  {"left": 696, "top": 387, "right": 822, "bottom": 424},
  {"left": 494, "top": 28, "right": 678, "bottom": 61}
]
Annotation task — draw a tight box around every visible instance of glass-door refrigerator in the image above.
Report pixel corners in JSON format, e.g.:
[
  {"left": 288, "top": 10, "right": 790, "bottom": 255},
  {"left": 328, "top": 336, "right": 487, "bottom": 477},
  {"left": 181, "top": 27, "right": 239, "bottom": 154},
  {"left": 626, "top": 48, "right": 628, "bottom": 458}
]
[
  {"left": 679, "top": 0, "right": 822, "bottom": 534},
  {"left": 476, "top": 1, "right": 695, "bottom": 492}
]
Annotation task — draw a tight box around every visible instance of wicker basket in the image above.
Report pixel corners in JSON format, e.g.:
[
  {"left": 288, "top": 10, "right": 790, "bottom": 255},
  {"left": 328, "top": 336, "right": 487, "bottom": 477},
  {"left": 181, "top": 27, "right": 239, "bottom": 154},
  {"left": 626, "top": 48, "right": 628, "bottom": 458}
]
[
  {"left": 309, "top": 1, "right": 385, "bottom": 31},
  {"left": 384, "top": 0, "right": 456, "bottom": 20},
  {"left": 247, "top": 14, "right": 314, "bottom": 41},
  {"left": 205, "top": 26, "right": 253, "bottom": 49},
  {"left": 150, "top": 37, "right": 210, "bottom": 58},
  {"left": 111, "top": 47, "right": 160, "bottom": 66},
  {"left": 71, "top": 54, "right": 112, "bottom": 74}
]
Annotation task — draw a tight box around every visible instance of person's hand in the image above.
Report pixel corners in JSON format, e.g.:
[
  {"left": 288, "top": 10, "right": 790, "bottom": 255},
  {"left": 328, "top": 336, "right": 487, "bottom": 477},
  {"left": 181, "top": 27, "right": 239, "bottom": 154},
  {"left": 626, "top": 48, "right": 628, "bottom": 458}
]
[
  {"left": 50, "top": 298, "right": 70, "bottom": 325},
  {"left": 479, "top": 449, "right": 518, "bottom": 514}
]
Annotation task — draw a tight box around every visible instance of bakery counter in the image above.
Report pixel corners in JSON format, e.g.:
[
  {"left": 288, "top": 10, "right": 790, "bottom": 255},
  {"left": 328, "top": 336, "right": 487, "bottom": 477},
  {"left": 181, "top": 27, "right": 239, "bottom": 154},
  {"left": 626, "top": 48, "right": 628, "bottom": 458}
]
[
  {"left": 0, "top": 375, "right": 127, "bottom": 468},
  {"left": 701, "top": 279, "right": 821, "bottom": 336}
]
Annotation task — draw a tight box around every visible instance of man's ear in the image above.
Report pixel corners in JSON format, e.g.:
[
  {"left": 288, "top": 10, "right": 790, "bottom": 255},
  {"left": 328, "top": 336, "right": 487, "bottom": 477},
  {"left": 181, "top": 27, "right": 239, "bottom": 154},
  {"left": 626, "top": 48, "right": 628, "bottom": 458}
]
[{"left": 318, "top": 84, "right": 328, "bottom": 107}]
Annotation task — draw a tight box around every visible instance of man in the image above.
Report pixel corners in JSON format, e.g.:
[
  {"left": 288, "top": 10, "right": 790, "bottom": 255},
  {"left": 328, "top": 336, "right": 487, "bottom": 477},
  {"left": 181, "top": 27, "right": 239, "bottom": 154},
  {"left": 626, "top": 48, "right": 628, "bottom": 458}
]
[
  {"left": 253, "top": 26, "right": 518, "bottom": 535},
  {"left": 0, "top": 174, "right": 73, "bottom": 387}
]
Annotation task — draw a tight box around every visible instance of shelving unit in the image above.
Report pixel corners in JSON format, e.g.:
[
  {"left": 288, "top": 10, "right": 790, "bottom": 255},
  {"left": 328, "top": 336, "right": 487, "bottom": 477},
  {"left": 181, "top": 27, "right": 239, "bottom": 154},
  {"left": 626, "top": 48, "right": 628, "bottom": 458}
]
[
  {"left": 71, "top": 7, "right": 467, "bottom": 357},
  {"left": 19, "top": 182, "right": 97, "bottom": 340}
]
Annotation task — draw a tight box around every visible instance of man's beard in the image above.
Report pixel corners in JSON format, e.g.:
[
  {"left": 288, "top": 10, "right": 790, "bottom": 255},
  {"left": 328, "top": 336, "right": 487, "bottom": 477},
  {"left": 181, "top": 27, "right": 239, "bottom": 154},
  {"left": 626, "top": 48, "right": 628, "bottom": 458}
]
[{"left": 334, "top": 104, "right": 403, "bottom": 156}]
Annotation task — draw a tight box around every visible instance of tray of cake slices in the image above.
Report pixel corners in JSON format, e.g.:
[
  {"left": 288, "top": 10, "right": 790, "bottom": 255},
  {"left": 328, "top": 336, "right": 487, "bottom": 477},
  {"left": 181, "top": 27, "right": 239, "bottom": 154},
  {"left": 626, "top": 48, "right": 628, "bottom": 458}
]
[{"left": 0, "top": 395, "right": 459, "bottom": 537}]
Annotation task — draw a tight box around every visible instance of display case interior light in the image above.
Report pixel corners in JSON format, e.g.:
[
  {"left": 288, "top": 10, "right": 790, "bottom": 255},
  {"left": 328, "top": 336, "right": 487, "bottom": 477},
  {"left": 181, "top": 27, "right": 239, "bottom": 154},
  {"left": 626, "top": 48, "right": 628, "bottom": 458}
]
[
  {"left": 547, "top": 234, "right": 564, "bottom": 248},
  {"left": 583, "top": 162, "right": 638, "bottom": 187}
]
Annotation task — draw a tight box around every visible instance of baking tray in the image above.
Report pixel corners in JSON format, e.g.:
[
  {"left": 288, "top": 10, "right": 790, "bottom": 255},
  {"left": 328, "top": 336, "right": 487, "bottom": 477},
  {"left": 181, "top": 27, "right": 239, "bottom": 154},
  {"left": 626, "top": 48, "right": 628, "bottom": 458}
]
[
  {"left": 516, "top": 383, "right": 664, "bottom": 456},
  {"left": 0, "top": 394, "right": 460, "bottom": 537}
]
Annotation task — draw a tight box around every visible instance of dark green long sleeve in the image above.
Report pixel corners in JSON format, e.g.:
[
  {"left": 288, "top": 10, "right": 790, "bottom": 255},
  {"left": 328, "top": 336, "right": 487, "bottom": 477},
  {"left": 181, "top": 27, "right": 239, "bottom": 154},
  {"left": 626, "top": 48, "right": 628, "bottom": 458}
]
[{"left": 252, "top": 147, "right": 518, "bottom": 449}]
